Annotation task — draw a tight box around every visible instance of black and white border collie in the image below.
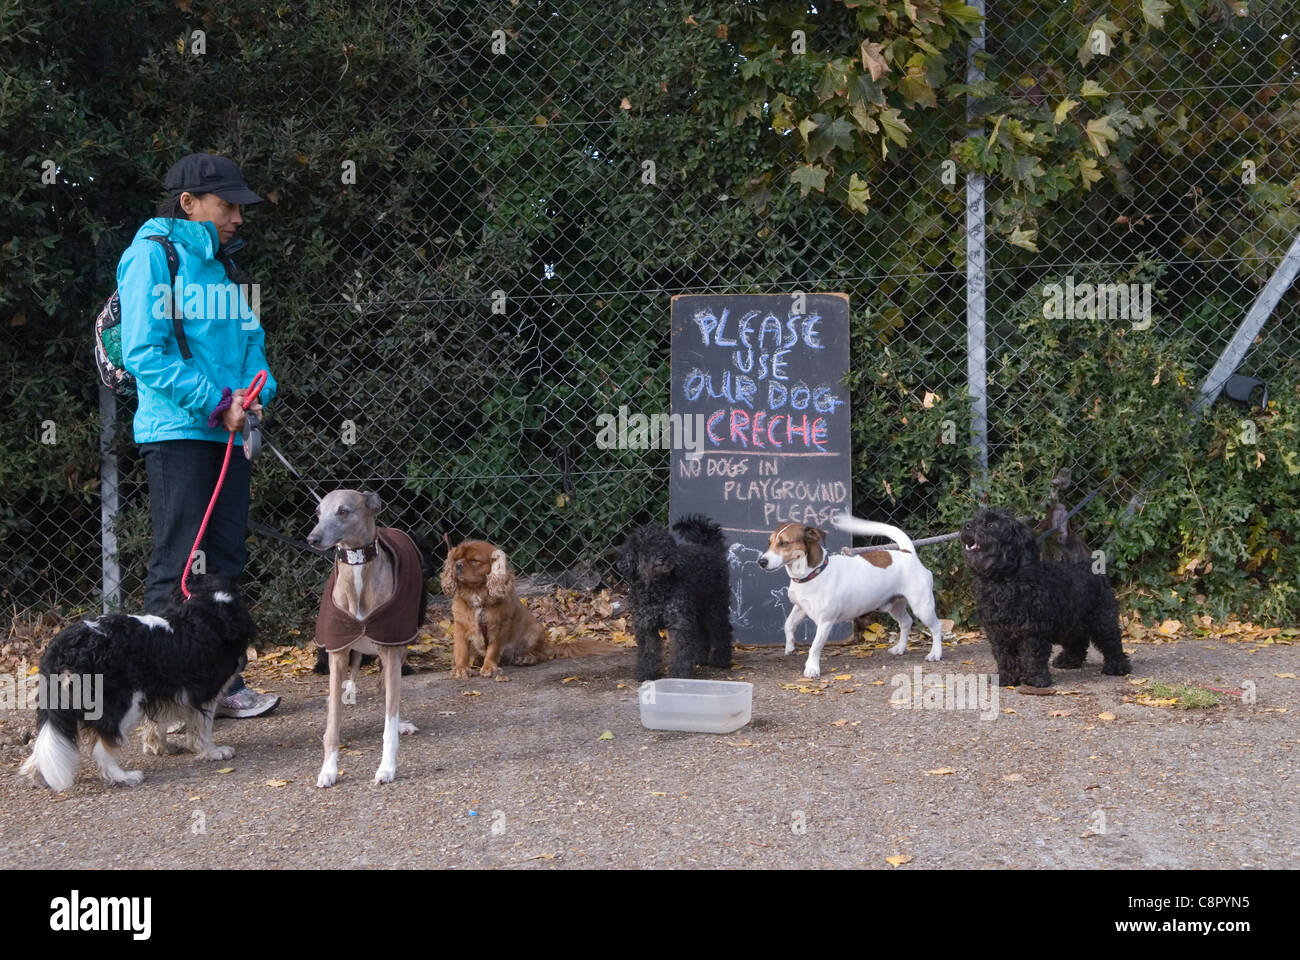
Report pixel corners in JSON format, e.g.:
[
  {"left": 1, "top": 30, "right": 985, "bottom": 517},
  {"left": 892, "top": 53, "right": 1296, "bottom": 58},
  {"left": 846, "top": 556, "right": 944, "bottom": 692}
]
[{"left": 20, "top": 575, "right": 254, "bottom": 791}]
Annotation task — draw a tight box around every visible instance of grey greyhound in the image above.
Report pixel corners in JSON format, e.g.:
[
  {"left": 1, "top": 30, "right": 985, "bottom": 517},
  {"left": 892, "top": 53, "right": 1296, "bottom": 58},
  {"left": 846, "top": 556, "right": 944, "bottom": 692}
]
[{"left": 307, "top": 489, "right": 425, "bottom": 787}]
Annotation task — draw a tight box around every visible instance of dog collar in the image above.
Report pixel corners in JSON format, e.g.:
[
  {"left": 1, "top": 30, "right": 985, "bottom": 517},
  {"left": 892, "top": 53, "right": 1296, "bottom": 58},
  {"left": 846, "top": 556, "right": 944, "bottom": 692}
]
[
  {"left": 336, "top": 539, "right": 378, "bottom": 565},
  {"left": 790, "top": 552, "right": 829, "bottom": 583}
]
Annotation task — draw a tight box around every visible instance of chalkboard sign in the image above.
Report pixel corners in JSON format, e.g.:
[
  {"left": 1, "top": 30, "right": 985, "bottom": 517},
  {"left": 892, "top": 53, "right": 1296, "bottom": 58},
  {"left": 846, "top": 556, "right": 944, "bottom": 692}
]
[{"left": 670, "top": 293, "right": 852, "bottom": 646}]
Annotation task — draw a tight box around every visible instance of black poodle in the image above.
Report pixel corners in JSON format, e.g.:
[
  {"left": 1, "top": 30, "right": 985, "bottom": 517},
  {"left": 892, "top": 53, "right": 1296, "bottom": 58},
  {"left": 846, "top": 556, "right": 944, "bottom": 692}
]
[
  {"left": 617, "top": 514, "right": 733, "bottom": 682},
  {"left": 961, "top": 507, "right": 1131, "bottom": 688}
]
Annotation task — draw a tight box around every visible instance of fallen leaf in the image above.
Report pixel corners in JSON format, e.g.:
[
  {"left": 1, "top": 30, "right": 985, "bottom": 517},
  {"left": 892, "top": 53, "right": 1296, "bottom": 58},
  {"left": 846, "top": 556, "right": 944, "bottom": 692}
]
[
  {"left": 833, "top": 674, "right": 853, "bottom": 681},
  {"left": 925, "top": 767, "right": 956, "bottom": 776},
  {"left": 560, "top": 676, "right": 580, "bottom": 684},
  {"left": 885, "top": 854, "right": 913, "bottom": 867},
  {"left": 1098, "top": 712, "right": 1116, "bottom": 721},
  {"left": 1002, "top": 773, "right": 1024, "bottom": 781},
  {"left": 462, "top": 690, "right": 481, "bottom": 697},
  {"left": 264, "top": 779, "right": 290, "bottom": 788},
  {"left": 1001, "top": 708, "right": 1016, "bottom": 714},
  {"left": 1274, "top": 673, "right": 1296, "bottom": 679},
  {"left": 216, "top": 767, "right": 234, "bottom": 774},
  {"left": 650, "top": 791, "right": 667, "bottom": 796},
  {"left": 1049, "top": 710, "right": 1071, "bottom": 717},
  {"left": 597, "top": 730, "right": 614, "bottom": 741},
  {"left": 527, "top": 853, "right": 557, "bottom": 861}
]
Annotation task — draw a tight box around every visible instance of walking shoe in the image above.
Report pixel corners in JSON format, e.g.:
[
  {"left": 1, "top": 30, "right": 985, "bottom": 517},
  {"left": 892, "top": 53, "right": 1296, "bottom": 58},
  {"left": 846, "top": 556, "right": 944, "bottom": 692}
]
[{"left": 216, "top": 676, "right": 281, "bottom": 718}]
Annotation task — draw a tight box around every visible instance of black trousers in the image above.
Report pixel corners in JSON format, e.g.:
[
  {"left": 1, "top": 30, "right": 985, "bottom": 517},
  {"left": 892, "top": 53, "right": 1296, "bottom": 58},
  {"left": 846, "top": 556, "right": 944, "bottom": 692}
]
[{"left": 140, "top": 439, "right": 250, "bottom": 614}]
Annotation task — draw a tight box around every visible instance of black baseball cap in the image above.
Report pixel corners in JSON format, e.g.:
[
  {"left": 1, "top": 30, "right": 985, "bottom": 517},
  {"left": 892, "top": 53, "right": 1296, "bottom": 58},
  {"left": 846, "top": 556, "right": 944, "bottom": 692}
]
[{"left": 164, "top": 153, "right": 262, "bottom": 205}]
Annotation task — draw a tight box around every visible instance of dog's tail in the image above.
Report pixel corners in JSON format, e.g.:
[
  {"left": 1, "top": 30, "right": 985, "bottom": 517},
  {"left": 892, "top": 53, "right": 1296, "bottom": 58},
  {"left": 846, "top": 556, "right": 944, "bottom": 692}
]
[
  {"left": 19, "top": 710, "right": 80, "bottom": 792},
  {"left": 410, "top": 531, "right": 439, "bottom": 581},
  {"left": 832, "top": 513, "right": 918, "bottom": 554},
  {"left": 672, "top": 514, "right": 725, "bottom": 551},
  {"left": 546, "top": 636, "right": 623, "bottom": 659}
]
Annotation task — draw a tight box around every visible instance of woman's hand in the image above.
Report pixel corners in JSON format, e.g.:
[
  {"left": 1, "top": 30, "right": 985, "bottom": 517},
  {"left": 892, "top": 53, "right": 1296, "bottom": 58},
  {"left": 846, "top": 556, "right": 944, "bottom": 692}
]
[{"left": 221, "top": 388, "right": 247, "bottom": 432}]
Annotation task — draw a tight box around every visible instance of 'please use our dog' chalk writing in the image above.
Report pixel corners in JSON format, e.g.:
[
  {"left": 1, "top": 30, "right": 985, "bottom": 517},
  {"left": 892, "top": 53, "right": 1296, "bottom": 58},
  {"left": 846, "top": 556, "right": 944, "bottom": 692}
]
[{"left": 681, "top": 308, "right": 847, "bottom": 452}]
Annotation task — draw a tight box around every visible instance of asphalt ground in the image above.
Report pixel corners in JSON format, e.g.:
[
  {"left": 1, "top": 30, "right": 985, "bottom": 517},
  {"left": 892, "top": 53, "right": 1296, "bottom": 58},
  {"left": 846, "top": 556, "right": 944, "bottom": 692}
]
[{"left": 2, "top": 629, "right": 1297, "bottom": 869}]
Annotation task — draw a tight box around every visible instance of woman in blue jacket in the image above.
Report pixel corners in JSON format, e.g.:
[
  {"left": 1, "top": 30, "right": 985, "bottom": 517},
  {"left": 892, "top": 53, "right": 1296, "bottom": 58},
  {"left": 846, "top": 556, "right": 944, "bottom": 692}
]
[{"left": 117, "top": 153, "right": 280, "bottom": 718}]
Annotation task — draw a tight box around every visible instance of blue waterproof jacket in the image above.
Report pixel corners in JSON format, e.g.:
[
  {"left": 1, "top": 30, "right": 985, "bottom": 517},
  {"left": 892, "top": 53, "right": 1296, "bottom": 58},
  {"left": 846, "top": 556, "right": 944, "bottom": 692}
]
[{"left": 117, "top": 217, "right": 277, "bottom": 444}]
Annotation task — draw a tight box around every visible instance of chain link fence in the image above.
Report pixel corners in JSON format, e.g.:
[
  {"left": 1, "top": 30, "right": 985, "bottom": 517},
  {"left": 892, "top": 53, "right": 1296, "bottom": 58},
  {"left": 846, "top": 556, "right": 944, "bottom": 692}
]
[{"left": 7, "top": 0, "right": 1298, "bottom": 634}]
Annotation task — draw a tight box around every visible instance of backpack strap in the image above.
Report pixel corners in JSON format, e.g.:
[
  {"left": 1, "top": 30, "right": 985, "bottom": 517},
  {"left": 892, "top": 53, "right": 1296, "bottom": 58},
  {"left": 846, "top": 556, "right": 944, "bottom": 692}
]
[{"left": 145, "top": 235, "right": 192, "bottom": 360}]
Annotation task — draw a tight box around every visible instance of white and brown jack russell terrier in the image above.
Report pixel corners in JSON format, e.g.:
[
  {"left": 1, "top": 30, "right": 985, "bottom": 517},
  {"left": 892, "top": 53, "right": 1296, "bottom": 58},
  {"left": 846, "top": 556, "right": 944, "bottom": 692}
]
[{"left": 758, "top": 512, "right": 945, "bottom": 679}]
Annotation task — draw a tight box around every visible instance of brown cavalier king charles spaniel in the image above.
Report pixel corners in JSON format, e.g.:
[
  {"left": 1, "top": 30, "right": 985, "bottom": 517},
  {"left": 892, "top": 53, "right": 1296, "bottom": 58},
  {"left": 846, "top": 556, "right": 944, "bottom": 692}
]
[{"left": 441, "top": 540, "right": 548, "bottom": 677}]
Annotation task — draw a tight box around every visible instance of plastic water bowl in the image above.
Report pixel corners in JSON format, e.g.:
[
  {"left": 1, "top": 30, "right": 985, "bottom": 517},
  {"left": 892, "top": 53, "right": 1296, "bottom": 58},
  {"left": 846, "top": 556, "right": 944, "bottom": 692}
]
[{"left": 638, "top": 678, "right": 753, "bottom": 733}]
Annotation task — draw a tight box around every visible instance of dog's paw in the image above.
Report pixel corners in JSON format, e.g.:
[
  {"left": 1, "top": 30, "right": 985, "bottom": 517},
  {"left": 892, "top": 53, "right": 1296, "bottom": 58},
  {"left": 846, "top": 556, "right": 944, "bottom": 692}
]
[
  {"left": 118, "top": 770, "right": 144, "bottom": 787},
  {"left": 479, "top": 664, "right": 501, "bottom": 678},
  {"left": 1053, "top": 653, "right": 1085, "bottom": 668},
  {"left": 373, "top": 765, "right": 396, "bottom": 785},
  {"left": 398, "top": 720, "right": 417, "bottom": 735},
  {"left": 802, "top": 662, "right": 821, "bottom": 680},
  {"left": 316, "top": 768, "right": 337, "bottom": 789},
  {"left": 783, "top": 639, "right": 796, "bottom": 655},
  {"left": 1101, "top": 658, "right": 1132, "bottom": 676},
  {"left": 201, "top": 745, "right": 235, "bottom": 761},
  {"left": 450, "top": 666, "right": 472, "bottom": 679},
  {"left": 925, "top": 647, "right": 942, "bottom": 663},
  {"left": 889, "top": 641, "right": 907, "bottom": 656}
]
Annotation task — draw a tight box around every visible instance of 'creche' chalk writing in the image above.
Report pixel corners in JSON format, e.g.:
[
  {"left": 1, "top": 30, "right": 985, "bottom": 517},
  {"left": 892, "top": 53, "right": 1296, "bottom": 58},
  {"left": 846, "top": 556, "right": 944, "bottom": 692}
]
[{"left": 707, "top": 410, "right": 829, "bottom": 451}]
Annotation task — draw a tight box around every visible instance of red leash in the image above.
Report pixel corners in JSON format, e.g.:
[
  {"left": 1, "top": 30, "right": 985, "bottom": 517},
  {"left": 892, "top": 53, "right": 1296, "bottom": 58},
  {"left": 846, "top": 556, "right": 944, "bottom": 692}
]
[{"left": 180, "top": 370, "right": 267, "bottom": 600}]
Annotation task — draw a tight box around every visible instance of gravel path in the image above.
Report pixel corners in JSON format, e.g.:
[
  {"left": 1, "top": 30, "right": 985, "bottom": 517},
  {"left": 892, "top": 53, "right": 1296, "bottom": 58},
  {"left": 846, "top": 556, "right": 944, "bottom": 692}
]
[{"left": 2, "top": 635, "right": 1297, "bottom": 869}]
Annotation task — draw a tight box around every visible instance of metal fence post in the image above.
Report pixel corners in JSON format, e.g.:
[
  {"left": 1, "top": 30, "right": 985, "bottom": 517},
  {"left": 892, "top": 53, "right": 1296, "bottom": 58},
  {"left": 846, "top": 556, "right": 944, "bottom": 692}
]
[
  {"left": 1195, "top": 227, "right": 1300, "bottom": 412},
  {"left": 99, "top": 382, "right": 121, "bottom": 612},
  {"left": 966, "top": 0, "right": 989, "bottom": 492}
]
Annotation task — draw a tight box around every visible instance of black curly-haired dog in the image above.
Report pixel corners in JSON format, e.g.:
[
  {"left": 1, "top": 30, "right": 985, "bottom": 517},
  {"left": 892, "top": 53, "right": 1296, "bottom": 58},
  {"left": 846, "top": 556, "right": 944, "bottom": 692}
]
[
  {"left": 617, "top": 514, "right": 733, "bottom": 681},
  {"left": 961, "top": 507, "right": 1131, "bottom": 689}
]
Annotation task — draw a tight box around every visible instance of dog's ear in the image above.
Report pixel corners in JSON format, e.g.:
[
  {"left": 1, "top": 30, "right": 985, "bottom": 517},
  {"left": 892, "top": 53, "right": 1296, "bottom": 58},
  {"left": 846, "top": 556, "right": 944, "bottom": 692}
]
[
  {"left": 363, "top": 490, "right": 384, "bottom": 515},
  {"left": 615, "top": 543, "right": 634, "bottom": 580},
  {"left": 998, "top": 512, "right": 1040, "bottom": 564},
  {"left": 486, "top": 548, "right": 513, "bottom": 599},
  {"left": 440, "top": 546, "right": 459, "bottom": 597},
  {"left": 803, "top": 525, "right": 826, "bottom": 562},
  {"left": 1006, "top": 513, "right": 1039, "bottom": 566}
]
